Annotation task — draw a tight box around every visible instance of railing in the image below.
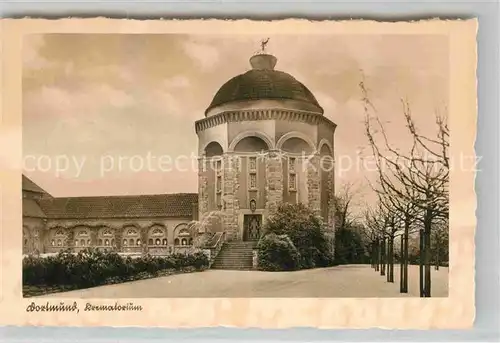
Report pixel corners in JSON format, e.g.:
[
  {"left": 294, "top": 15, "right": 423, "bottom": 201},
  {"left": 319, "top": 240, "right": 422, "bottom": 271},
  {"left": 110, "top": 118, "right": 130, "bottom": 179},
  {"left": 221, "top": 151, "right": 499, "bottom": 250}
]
[{"left": 206, "top": 232, "right": 226, "bottom": 267}]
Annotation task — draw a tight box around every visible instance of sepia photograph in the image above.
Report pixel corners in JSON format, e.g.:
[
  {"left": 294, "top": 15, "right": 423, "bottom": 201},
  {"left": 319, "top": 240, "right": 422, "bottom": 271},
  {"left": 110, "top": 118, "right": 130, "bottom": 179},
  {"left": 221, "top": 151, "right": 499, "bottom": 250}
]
[
  {"left": 0, "top": 18, "right": 477, "bottom": 329},
  {"left": 20, "top": 32, "right": 455, "bottom": 299}
]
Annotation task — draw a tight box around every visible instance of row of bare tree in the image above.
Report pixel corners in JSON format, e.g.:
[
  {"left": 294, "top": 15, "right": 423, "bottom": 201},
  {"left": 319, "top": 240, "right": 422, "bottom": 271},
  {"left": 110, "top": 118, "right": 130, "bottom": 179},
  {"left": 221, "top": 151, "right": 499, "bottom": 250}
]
[{"left": 358, "top": 76, "right": 449, "bottom": 297}]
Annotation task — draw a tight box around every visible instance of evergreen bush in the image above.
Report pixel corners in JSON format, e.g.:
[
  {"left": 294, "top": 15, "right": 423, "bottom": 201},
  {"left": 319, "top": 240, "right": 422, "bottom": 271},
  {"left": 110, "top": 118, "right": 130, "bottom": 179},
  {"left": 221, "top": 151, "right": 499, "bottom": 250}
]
[{"left": 257, "top": 233, "right": 300, "bottom": 271}]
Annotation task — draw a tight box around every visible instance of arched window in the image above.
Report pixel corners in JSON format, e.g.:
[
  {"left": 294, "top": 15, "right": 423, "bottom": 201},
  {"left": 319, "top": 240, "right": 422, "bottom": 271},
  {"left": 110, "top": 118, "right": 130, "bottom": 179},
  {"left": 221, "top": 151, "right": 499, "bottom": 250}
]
[
  {"left": 280, "top": 137, "right": 313, "bottom": 154},
  {"left": 75, "top": 240, "right": 79, "bottom": 246},
  {"left": 162, "top": 238, "right": 168, "bottom": 245},
  {"left": 57, "top": 239, "right": 62, "bottom": 246},
  {"left": 148, "top": 225, "right": 167, "bottom": 246},
  {"left": 98, "top": 239, "right": 103, "bottom": 246},
  {"left": 129, "top": 238, "right": 134, "bottom": 246},
  {"left": 152, "top": 228, "right": 163, "bottom": 236},
  {"left": 136, "top": 239, "right": 141, "bottom": 246},
  {"left": 174, "top": 224, "right": 192, "bottom": 246},
  {"left": 204, "top": 141, "right": 224, "bottom": 157},
  {"left": 81, "top": 239, "right": 86, "bottom": 246},
  {"left": 51, "top": 240, "right": 55, "bottom": 246},
  {"left": 123, "top": 239, "right": 128, "bottom": 246},
  {"left": 111, "top": 239, "right": 115, "bottom": 246},
  {"left": 105, "top": 239, "right": 110, "bottom": 246},
  {"left": 233, "top": 136, "right": 269, "bottom": 153},
  {"left": 87, "top": 239, "right": 91, "bottom": 246},
  {"left": 77, "top": 230, "right": 89, "bottom": 237}
]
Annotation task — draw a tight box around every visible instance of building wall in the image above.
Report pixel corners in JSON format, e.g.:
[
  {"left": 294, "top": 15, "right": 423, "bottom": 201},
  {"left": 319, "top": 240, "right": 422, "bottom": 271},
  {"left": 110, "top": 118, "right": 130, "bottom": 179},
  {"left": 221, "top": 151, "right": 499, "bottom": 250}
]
[
  {"left": 275, "top": 120, "right": 317, "bottom": 147},
  {"left": 317, "top": 120, "right": 335, "bottom": 150},
  {"left": 23, "top": 217, "right": 45, "bottom": 254},
  {"left": 197, "top": 106, "right": 336, "bottom": 242},
  {"left": 23, "top": 217, "right": 194, "bottom": 255},
  {"left": 228, "top": 121, "right": 275, "bottom": 150},
  {"left": 198, "top": 124, "right": 228, "bottom": 156}
]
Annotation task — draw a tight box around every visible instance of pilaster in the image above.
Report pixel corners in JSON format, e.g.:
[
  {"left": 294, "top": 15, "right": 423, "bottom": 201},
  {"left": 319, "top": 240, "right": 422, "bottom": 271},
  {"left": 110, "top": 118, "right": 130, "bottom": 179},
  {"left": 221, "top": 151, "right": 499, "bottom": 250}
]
[{"left": 265, "top": 150, "right": 284, "bottom": 215}]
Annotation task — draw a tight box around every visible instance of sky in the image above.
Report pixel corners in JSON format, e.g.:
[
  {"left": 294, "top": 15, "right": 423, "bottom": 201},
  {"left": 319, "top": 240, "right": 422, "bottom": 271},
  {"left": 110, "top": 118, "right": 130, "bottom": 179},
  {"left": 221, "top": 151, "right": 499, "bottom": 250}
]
[{"left": 22, "top": 33, "right": 449, "bottom": 202}]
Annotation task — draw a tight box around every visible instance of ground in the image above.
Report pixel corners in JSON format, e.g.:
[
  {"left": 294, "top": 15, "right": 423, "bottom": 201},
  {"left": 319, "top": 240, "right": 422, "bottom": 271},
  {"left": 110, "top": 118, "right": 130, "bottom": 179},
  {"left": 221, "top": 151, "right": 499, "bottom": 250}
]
[{"left": 40, "top": 264, "right": 448, "bottom": 298}]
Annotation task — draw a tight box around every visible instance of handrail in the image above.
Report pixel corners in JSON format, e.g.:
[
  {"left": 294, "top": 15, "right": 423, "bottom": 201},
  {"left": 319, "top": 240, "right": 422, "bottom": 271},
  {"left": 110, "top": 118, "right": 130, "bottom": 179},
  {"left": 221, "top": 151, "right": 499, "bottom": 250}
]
[
  {"left": 207, "top": 231, "right": 226, "bottom": 266},
  {"left": 213, "top": 232, "right": 225, "bottom": 248}
]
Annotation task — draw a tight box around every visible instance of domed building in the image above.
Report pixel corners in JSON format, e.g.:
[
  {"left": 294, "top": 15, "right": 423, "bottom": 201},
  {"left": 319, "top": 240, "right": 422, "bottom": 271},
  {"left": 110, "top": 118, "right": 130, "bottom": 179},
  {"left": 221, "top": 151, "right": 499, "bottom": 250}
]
[
  {"left": 195, "top": 52, "right": 337, "bottom": 244},
  {"left": 21, "top": 49, "right": 336, "bottom": 267}
]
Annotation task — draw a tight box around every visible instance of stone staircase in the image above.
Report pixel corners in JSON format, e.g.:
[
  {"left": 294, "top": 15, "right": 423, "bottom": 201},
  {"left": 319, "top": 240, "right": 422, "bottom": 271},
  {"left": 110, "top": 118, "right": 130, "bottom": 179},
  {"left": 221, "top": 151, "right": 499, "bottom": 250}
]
[{"left": 211, "top": 241, "right": 255, "bottom": 270}]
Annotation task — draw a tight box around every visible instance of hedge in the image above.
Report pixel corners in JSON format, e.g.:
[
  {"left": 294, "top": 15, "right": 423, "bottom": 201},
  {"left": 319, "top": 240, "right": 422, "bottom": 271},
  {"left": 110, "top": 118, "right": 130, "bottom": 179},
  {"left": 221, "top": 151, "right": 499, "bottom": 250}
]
[{"left": 23, "top": 248, "right": 209, "bottom": 289}]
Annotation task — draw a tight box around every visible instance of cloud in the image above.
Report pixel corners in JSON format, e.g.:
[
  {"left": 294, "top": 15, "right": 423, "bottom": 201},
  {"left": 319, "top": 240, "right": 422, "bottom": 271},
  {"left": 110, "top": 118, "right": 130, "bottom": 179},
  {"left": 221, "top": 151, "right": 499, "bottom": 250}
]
[
  {"left": 182, "top": 39, "right": 220, "bottom": 71},
  {"left": 162, "top": 75, "right": 191, "bottom": 89},
  {"left": 312, "top": 91, "right": 338, "bottom": 116},
  {"left": 25, "top": 83, "right": 135, "bottom": 118},
  {"left": 22, "top": 34, "right": 449, "bottom": 198}
]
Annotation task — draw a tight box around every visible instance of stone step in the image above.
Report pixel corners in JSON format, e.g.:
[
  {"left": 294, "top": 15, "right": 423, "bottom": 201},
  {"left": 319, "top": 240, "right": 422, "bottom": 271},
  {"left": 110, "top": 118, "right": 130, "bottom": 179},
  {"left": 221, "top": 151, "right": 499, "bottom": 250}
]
[
  {"left": 210, "top": 240, "right": 255, "bottom": 270},
  {"left": 213, "top": 257, "right": 252, "bottom": 262},
  {"left": 212, "top": 261, "right": 252, "bottom": 265},
  {"left": 214, "top": 255, "right": 252, "bottom": 259},
  {"left": 211, "top": 263, "right": 252, "bottom": 268},
  {"left": 226, "top": 246, "right": 256, "bottom": 250},
  {"left": 211, "top": 266, "right": 252, "bottom": 270}
]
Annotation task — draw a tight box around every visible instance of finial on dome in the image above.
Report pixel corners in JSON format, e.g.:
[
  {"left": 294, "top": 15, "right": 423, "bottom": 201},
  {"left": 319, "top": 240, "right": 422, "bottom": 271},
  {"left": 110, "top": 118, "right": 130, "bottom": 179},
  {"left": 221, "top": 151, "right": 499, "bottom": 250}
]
[
  {"left": 260, "top": 38, "right": 270, "bottom": 54},
  {"left": 250, "top": 38, "right": 277, "bottom": 70}
]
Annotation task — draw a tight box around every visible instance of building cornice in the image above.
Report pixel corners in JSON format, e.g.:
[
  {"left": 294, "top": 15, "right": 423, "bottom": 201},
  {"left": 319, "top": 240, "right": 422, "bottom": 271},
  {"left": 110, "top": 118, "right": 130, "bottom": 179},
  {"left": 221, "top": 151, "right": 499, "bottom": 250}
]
[{"left": 195, "top": 108, "right": 337, "bottom": 134}]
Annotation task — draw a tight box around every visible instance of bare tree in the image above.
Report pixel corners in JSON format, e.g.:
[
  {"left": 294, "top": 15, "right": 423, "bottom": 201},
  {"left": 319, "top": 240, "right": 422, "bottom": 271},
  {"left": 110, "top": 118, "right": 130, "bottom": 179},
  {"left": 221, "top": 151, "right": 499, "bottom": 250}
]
[
  {"left": 360, "top": 75, "right": 449, "bottom": 297},
  {"left": 334, "top": 182, "right": 361, "bottom": 231}
]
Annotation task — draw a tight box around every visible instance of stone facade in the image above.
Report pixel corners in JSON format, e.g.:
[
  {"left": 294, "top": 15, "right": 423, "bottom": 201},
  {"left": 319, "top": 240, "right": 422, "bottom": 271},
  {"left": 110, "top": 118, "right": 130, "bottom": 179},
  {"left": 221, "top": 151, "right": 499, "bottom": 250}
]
[
  {"left": 196, "top": 53, "right": 337, "bottom": 244},
  {"left": 265, "top": 151, "right": 284, "bottom": 215},
  {"left": 22, "top": 176, "right": 198, "bottom": 256}
]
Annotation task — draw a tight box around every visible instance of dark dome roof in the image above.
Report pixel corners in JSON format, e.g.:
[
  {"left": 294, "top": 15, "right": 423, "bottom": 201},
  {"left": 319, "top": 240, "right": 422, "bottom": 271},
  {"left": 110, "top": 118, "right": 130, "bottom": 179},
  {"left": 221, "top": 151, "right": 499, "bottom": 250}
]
[{"left": 206, "top": 54, "right": 323, "bottom": 114}]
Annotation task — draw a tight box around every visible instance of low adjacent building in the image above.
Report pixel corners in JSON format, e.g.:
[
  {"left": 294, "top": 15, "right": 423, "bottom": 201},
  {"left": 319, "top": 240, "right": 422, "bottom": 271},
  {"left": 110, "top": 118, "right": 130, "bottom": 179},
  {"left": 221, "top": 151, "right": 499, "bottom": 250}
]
[{"left": 22, "top": 175, "right": 198, "bottom": 255}]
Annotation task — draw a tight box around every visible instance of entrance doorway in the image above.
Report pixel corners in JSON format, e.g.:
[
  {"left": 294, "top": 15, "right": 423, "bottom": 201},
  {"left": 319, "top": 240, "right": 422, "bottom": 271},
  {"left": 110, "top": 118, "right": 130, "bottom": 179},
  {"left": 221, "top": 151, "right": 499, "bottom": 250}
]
[{"left": 243, "top": 214, "right": 262, "bottom": 241}]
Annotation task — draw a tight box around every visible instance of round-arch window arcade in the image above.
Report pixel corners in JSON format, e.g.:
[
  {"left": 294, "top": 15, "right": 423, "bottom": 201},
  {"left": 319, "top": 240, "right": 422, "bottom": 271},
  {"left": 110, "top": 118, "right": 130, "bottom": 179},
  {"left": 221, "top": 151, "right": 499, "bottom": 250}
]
[
  {"left": 205, "top": 141, "right": 224, "bottom": 157},
  {"left": 280, "top": 137, "right": 313, "bottom": 155},
  {"left": 233, "top": 136, "right": 269, "bottom": 153}
]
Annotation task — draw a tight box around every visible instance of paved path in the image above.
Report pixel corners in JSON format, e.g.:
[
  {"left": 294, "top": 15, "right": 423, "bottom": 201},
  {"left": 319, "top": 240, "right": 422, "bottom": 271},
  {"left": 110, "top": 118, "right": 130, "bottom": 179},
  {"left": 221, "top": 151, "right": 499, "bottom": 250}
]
[{"left": 42, "top": 265, "right": 448, "bottom": 298}]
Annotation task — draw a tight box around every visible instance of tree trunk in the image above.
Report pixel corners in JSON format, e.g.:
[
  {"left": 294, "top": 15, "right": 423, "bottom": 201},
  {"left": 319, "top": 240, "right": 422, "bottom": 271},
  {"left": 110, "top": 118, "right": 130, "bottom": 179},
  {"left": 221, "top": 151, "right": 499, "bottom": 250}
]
[
  {"left": 375, "top": 239, "right": 382, "bottom": 272},
  {"left": 380, "top": 238, "right": 386, "bottom": 276},
  {"left": 399, "top": 236, "right": 404, "bottom": 292},
  {"left": 424, "top": 215, "right": 432, "bottom": 297},
  {"left": 403, "top": 221, "right": 409, "bottom": 293},
  {"left": 387, "top": 237, "right": 394, "bottom": 283},
  {"left": 435, "top": 235, "right": 440, "bottom": 271},
  {"left": 419, "top": 228, "right": 424, "bottom": 297},
  {"left": 371, "top": 242, "right": 375, "bottom": 268}
]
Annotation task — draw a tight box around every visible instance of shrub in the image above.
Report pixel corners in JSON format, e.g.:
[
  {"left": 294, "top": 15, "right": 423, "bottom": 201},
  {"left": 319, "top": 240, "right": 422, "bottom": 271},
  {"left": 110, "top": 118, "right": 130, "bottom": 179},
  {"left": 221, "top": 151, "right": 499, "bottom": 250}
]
[
  {"left": 262, "top": 203, "right": 334, "bottom": 269},
  {"left": 23, "top": 248, "right": 209, "bottom": 288},
  {"left": 257, "top": 233, "right": 300, "bottom": 271},
  {"left": 334, "top": 227, "right": 367, "bottom": 264}
]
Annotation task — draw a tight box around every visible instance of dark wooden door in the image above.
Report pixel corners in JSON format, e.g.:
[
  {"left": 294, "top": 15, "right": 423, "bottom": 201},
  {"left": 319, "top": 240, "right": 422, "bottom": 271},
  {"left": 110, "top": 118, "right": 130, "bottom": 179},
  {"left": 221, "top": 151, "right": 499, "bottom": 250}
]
[{"left": 243, "top": 214, "right": 262, "bottom": 241}]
